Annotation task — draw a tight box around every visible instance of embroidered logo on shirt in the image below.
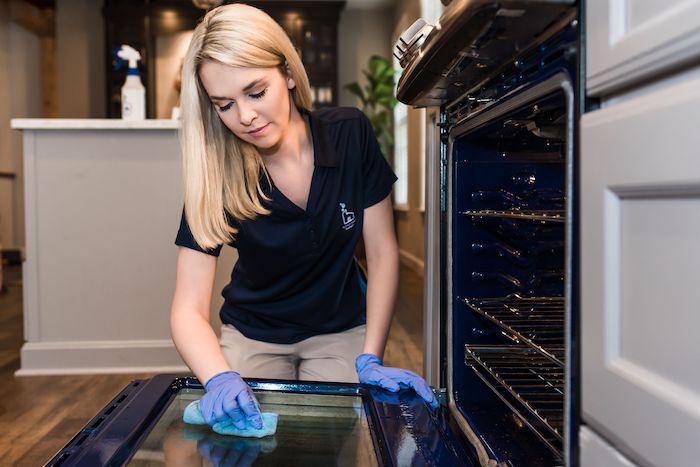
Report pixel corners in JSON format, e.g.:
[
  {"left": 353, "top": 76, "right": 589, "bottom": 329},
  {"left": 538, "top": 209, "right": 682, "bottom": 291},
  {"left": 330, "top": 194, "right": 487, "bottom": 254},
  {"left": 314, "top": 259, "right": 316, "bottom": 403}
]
[{"left": 339, "top": 203, "right": 356, "bottom": 230}]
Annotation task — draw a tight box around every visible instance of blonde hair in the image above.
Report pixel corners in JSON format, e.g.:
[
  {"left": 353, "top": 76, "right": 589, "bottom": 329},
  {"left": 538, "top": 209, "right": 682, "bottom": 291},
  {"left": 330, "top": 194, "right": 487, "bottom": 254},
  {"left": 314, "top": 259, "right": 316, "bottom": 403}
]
[{"left": 179, "top": 3, "right": 313, "bottom": 249}]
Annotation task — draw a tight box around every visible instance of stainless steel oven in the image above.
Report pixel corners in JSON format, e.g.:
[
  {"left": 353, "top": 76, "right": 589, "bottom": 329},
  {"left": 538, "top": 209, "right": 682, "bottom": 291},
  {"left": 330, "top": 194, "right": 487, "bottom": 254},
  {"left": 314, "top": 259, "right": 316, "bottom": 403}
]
[{"left": 398, "top": 1, "right": 580, "bottom": 465}]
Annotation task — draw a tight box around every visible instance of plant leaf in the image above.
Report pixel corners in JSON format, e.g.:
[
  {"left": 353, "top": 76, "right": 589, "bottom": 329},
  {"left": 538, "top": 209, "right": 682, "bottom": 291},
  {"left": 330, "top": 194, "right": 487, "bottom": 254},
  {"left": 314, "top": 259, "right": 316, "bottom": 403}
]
[
  {"left": 362, "top": 70, "right": 378, "bottom": 92},
  {"left": 377, "top": 64, "right": 394, "bottom": 83},
  {"left": 351, "top": 55, "right": 400, "bottom": 161},
  {"left": 382, "top": 129, "right": 394, "bottom": 146},
  {"left": 371, "top": 111, "right": 390, "bottom": 127},
  {"left": 368, "top": 55, "right": 390, "bottom": 79},
  {"left": 343, "top": 82, "right": 366, "bottom": 104},
  {"left": 377, "top": 95, "right": 398, "bottom": 109},
  {"left": 374, "top": 83, "right": 394, "bottom": 98}
]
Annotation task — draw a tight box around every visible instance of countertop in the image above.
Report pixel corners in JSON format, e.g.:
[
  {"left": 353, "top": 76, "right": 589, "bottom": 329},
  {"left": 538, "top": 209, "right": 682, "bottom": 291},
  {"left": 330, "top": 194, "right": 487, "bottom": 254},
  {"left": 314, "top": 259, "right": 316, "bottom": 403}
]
[{"left": 10, "top": 119, "right": 180, "bottom": 130}]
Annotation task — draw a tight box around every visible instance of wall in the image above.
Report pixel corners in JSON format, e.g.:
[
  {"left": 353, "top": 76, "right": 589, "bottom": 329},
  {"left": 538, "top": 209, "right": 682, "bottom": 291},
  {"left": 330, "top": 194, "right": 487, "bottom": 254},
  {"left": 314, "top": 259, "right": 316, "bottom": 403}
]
[
  {"left": 0, "top": 0, "right": 105, "bottom": 253},
  {"left": 155, "top": 31, "right": 193, "bottom": 119},
  {"left": 0, "top": 2, "right": 42, "bottom": 252},
  {"left": 337, "top": 7, "right": 394, "bottom": 108},
  {"left": 337, "top": 2, "right": 427, "bottom": 274},
  {"left": 55, "top": 0, "right": 105, "bottom": 118},
  {"left": 391, "top": 0, "right": 426, "bottom": 274},
  {"left": 394, "top": 108, "right": 426, "bottom": 273}
]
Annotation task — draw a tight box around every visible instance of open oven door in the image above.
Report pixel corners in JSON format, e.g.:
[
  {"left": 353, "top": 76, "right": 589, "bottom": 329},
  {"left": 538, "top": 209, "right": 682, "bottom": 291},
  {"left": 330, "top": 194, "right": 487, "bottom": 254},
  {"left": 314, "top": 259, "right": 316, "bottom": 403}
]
[{"left": 45, "top": 375, "right": 482, "bottom": 466}]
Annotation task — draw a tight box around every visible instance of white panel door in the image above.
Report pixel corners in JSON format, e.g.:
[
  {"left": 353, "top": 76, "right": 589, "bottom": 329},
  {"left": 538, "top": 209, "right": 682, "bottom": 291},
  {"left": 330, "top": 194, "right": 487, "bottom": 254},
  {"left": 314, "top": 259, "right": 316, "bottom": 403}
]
[
  {"left": 586, "top": 0, "right": 700, "bottom": 95},
  {"left": 581, "top": 73, "right": 700, "bottom": 466}
]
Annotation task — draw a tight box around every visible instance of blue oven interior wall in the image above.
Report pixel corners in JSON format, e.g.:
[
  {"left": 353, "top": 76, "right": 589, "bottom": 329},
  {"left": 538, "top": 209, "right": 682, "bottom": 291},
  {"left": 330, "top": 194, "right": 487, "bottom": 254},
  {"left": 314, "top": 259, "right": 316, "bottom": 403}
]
[{"left": 449, "top": 89, "right": 569, "bottom": 464}]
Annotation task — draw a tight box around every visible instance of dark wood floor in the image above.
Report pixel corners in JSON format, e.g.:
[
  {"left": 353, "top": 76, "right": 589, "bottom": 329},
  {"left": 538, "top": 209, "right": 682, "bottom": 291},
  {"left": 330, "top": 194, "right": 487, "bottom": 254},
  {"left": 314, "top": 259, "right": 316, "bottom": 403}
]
[{"left": 0, "top": 262, "right": 424, "bottom": 465}]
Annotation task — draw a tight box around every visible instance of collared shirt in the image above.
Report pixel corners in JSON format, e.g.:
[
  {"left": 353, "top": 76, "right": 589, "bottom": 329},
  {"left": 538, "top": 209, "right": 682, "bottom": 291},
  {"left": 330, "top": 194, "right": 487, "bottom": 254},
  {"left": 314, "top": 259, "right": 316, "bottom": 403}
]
[{"left": 175, "top": 106, "right": 397, "bottom": 344}]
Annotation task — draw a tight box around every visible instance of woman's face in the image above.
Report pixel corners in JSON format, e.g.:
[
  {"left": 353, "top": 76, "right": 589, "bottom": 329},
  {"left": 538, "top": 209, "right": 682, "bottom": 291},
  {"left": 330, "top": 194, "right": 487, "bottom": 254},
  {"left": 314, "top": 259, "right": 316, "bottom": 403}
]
[{"left": 198, "top": 61, "right": 296, "bottom": 153}]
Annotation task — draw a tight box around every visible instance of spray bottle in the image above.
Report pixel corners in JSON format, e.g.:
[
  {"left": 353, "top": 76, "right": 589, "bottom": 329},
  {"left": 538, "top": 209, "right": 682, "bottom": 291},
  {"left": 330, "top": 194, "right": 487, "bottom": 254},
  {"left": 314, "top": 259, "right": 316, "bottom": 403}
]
[{"left": 113, "top": 45, "right": 146, "bottom": 120}]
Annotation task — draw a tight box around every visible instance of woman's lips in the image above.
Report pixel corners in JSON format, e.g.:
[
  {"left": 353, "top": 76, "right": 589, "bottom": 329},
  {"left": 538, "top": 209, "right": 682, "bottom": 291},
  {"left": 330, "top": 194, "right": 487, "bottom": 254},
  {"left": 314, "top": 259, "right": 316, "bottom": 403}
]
[{"left": 248, "top": 123, "right": 269, "bottom": 136}]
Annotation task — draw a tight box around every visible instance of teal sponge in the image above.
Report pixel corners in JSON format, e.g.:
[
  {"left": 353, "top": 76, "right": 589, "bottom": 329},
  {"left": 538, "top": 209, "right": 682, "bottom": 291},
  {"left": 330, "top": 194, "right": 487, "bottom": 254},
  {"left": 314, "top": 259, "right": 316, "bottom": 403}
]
[{"left": 182, "top": 400, "right": 278, "bottom": 438}]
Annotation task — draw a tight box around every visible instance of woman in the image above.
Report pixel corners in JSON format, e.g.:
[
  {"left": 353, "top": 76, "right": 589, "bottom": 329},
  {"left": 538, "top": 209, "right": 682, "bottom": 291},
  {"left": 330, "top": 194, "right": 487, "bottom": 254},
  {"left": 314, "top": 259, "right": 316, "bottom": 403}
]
[{"left": 171, "top": 3, "right": 437, "bottom": 431}]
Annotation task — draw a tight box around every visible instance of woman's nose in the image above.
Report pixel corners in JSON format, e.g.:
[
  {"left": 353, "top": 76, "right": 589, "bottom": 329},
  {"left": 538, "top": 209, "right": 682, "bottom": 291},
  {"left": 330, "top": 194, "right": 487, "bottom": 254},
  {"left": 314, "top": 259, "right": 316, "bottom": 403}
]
[{"left": 237, "top": 102, "right": 257, "bottom": 126}]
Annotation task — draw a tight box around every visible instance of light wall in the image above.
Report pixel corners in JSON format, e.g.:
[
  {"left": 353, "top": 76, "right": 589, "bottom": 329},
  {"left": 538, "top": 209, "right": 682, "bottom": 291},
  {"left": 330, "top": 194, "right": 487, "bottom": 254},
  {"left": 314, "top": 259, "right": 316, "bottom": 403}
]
[
  {"left": 338, "top": 2, "right": 427, "bottom": 273},
  {"left": 0, "top": 3, "right": 42, "bottom": 251},
  {"left": 394, "top": 108, "right": 426, "bottom": 272},
  {"left": 156, "top": 31, "right": 193, "bottom": 119},
  {"left": 55, "top": 0, "right": 105, "bottom": 118},
  {"left": 0, "top": 0, "right": 105, "bottom": 252},
  {"left": 391, "top": 0, "right": 426, "bottom": 273},
  {"left": 337, "top": 7, "right": 394, "bottom": 107}
]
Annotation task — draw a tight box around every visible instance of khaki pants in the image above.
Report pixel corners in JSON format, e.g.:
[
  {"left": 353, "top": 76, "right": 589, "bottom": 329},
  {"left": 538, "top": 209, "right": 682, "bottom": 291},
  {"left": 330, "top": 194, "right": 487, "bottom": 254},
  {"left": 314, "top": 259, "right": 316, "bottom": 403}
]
[{"left": 220, "top": 324, "right": 365, "bottom": 383}]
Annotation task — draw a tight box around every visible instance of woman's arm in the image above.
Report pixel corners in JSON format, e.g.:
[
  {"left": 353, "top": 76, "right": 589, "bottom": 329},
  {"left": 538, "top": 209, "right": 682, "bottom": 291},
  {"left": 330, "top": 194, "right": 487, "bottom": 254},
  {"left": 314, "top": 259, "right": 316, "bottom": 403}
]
[
  {"left": 170, "top": 247, "right": 232, "bottom": 384},
  {"left": 356, "top": 198, "right": 437, "bottom": 408},
  {"left": 171, "top": 247, "right": 263, "bottom": 428},
  {"left": 361, "top": 195, "right": 399, "bottom": 359}
]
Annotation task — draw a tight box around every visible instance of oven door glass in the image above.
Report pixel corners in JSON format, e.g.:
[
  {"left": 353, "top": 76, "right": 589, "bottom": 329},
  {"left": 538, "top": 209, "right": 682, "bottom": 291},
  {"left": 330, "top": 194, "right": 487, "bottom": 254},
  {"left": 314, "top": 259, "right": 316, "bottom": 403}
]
[
  {"left": 47, "top": 376, "right": 475, "bottom": 466},
  {"left": 129, "top": 388, "right": 378, "bottom": 466}
]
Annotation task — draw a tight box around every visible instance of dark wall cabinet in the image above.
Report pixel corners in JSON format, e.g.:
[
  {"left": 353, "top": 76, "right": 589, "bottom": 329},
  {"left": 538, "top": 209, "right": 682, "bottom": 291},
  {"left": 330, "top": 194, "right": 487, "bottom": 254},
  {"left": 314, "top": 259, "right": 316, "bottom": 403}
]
[{"left": 104, "top": 0, "right": 345, "bottom": 118}]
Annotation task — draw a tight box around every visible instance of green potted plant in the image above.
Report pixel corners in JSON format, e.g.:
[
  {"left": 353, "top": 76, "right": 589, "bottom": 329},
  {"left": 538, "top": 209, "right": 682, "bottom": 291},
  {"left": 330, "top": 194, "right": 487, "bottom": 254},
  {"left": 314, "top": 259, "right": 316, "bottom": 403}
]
[{"left": 343, "top": 55, "right": 399, "bottom": 162}]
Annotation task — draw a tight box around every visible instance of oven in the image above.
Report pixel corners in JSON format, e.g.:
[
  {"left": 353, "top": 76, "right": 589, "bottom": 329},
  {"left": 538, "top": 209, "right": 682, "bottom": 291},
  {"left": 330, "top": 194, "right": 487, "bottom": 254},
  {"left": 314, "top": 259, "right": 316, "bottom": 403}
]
[
  {"left": 397, "top": 0, "right": 580, "bottom": 465},
  {"left": 44, "top": 2, "right": 581, "bottom": 465}
]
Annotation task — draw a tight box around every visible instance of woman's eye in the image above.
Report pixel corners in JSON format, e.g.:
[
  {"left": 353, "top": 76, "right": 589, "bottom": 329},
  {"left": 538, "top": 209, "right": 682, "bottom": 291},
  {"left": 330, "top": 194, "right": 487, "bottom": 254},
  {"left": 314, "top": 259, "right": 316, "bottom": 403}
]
[
  {"left": 218, "top": 102, "right": 234, "bottom": 112},
  {"left": 250, "top": 89, "right": 267, "bottom": 99}
]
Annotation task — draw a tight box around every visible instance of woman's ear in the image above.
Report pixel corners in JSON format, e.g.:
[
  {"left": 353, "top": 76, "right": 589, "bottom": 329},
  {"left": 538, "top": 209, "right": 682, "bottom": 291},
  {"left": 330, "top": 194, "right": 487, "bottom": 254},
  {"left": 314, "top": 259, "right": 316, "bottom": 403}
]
[
  {"left": 286, "top": 75, "right": 296, "bottom": 90},
  {"left": 285, "top": 66, "right": 296, "bottom": 90}
]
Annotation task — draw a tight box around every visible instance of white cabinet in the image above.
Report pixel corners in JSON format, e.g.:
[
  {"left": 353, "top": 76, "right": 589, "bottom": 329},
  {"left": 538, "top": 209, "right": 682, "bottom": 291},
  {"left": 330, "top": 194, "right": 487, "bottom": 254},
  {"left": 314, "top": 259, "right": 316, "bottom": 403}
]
[
  {"left": 580, "top": 71, "right": 700, "bottom": 467},
  {"left": 586, "top": 0, "right": 700, "bottom": 95}
]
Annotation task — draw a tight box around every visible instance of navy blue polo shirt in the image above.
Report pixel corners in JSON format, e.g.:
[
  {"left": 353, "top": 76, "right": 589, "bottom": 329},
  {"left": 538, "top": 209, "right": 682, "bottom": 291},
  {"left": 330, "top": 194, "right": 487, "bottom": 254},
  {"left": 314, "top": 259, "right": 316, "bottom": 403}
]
[{"left": 175, "top": 106, "right": 397, "bottom": 344}]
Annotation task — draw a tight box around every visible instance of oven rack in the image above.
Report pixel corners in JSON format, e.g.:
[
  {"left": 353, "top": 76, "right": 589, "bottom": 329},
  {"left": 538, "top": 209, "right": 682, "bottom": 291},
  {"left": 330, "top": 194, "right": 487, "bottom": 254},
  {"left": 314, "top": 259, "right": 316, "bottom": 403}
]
[
  {"left": 465, "top": 345, "right": 564, "bottom": 455},
  {"left": 462, "top": 209, "right": 566, "bottom": 223},
  {"left": 463, "top": 294, "right": 565, "bottom": 366}
]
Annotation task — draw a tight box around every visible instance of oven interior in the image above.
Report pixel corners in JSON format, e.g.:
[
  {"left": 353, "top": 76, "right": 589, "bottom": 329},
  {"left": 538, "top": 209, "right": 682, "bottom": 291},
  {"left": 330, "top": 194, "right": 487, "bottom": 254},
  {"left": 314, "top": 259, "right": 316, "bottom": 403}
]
[{"left": 449, "top": 85, "right": 571, "bottom": 465}]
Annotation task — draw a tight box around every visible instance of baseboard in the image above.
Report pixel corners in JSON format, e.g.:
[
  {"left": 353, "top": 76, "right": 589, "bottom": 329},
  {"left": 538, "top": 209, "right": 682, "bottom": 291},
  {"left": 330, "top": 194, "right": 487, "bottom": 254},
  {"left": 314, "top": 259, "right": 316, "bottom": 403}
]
[
  {"left": 16, "top": 339, "right": 189, "bottom": 375},
  {"left": 399, "top": 248, "right": 425, "bottom": 278}
]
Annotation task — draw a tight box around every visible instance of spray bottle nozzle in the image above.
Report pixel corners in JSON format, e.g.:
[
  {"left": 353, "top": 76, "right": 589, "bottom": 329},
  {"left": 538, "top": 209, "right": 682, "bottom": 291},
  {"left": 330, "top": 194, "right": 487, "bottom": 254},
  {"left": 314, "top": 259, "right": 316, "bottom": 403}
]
[{"left": 113, "top": 44, "right": 142, "bottom": 72}]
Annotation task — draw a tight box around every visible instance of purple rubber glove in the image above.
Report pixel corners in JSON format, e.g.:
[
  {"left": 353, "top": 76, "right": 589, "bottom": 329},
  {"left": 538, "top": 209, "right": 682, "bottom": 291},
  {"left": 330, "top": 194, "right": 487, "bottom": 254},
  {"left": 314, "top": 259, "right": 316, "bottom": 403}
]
[
  {"left": 200, "top": 371, "right": 263, "bottom": 429},
  {"left": 355, "top": 353, "right": 438, "bottom": 410}
]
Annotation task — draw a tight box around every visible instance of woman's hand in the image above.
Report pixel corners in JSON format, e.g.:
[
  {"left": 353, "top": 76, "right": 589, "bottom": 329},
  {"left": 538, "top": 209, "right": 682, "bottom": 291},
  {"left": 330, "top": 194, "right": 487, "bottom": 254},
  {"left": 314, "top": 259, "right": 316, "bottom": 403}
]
[
  {"left": 200, "top": 371, "right": 263, "bottom": 429},
  {"left": 355, "top": 354, "right": 438, "bottom": 409}
]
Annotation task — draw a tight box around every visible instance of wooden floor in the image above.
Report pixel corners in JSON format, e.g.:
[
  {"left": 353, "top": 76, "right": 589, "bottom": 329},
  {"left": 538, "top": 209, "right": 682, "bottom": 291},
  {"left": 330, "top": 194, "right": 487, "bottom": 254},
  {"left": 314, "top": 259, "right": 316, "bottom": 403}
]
[{"left": 0, "top": 263, "right": 425, "bottom": 465}]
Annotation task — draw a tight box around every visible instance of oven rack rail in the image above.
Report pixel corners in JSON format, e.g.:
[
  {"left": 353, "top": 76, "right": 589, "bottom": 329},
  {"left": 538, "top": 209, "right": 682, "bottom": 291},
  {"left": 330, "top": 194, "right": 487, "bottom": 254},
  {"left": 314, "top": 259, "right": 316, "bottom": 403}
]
[
  {"left": 462, "top": 209, "right": 566, "bottom": 223},
  {"left": 463, "top": 294, "right": 565, "bottom": 366},
  {"left": 465, "top": 345, "right": 564, "bottom": 455}
]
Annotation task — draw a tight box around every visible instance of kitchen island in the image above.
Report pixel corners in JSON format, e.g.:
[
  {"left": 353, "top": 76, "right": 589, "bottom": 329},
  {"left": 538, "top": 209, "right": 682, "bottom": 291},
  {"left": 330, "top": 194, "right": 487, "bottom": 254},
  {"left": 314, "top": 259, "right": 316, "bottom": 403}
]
[{"left": 10, "top": 119, "right": 235, "bottom": 375}]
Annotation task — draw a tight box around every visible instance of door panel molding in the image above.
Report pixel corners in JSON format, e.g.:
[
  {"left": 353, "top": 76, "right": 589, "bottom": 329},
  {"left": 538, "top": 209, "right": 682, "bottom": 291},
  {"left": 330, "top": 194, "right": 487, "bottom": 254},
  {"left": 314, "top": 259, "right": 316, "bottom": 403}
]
[{"left": 587, "top": 0, "right": 700, "bottom": 95}]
